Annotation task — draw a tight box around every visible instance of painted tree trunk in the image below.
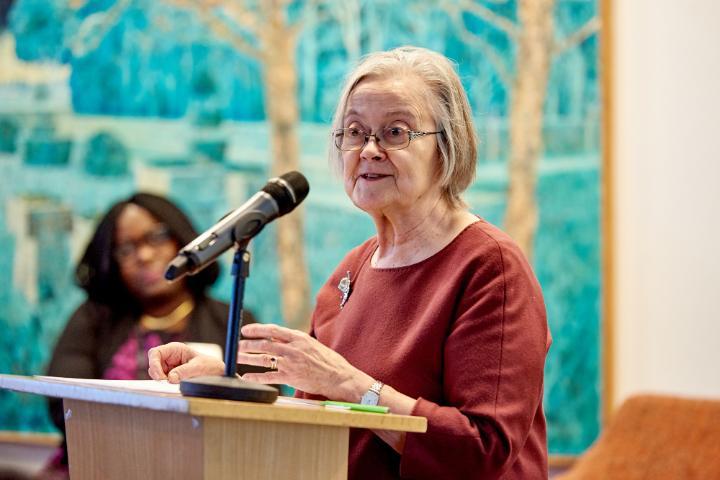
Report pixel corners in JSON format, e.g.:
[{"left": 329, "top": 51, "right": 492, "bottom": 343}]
[
  {"left": 504, "top": 0, "right": 555, "bottom": 260},
  {"left": 259, "top": 3, "right": 311, "bottom": 331}
]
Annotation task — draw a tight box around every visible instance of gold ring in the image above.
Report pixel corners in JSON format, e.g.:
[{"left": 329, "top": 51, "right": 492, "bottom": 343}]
[{"left": 269, "top": 356, "right": 278, "bottom": 370}]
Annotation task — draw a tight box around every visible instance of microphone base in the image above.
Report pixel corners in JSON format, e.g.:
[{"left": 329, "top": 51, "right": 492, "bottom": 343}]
[{"left": 179, "top": 376, "right": 278, "bottom": 403}]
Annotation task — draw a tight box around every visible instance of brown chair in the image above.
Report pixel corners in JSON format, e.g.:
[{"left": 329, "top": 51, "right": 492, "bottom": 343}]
[{"left": 557, "top": 394, "right": 720, "bottom": 480}]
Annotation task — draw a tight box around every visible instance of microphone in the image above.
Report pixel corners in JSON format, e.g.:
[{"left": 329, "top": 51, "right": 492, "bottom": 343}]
[{"left": 165, "top": 171, "right": 309, "bottom": 281}]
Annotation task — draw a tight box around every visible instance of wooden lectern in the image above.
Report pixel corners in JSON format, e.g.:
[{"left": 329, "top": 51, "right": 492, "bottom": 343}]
[{"left": 0, "top": 375, "right": 426, "bottom": 479}]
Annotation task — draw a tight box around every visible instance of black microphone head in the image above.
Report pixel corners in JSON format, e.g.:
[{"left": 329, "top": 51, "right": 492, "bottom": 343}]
[
  {"left": 164, "top": 254, "right": 193, "bottom": 281},
  {"left": 262, "top": 171, "right": 310, "bottom": 215}
]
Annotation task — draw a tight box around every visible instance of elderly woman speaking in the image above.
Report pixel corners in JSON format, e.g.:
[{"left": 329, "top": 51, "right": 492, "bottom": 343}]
[{"left": 148, "top": 46, "right": 550, "bottom": 479}]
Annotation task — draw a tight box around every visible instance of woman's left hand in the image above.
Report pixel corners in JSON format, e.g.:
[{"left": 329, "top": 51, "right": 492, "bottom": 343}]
[{"left": 238, "top": 323, "right": 372, "bottom": 400}]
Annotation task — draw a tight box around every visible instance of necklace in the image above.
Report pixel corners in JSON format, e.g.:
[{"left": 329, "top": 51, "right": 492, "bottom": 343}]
[{"left": 140, "top": 298, "right": 194, "bottom": 332}]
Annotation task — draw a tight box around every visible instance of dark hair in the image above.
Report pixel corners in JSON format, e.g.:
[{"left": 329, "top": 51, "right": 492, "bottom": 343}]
[{"left": 75, "top": 192, "right": 219, "bottom": 309}]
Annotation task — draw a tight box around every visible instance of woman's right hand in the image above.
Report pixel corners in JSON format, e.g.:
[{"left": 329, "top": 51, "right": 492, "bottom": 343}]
[{"left": 147, "top": 342, "right": 225, "bottom": 383}]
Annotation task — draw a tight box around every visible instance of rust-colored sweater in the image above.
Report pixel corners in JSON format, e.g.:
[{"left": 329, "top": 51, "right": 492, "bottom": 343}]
[{"left": 299, "top": 219, "right": 551, "bottom": 479}]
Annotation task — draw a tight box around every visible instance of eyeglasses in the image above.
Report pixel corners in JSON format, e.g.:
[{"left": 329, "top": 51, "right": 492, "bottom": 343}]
[
  {"left": 333, "top": 126, "right": 443, "bottom": 151},
  {"left": 113, "top": 225, "right": 173, "bottom": 263}
]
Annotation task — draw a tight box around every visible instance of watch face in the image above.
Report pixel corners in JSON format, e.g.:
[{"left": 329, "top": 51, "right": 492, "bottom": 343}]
[{"left": 361, "top": 390, "right": 380, "bottom": 406}]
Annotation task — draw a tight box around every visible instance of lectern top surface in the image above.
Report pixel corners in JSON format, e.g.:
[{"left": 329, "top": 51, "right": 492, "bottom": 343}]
[{"left": 0, "top": 374, "right": 426, "bottom": 433}]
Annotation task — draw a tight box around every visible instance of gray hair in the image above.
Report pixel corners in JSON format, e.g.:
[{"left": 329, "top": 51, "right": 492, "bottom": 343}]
[{"left": 330, "top": 46, "right": 478, "bottom": 208}]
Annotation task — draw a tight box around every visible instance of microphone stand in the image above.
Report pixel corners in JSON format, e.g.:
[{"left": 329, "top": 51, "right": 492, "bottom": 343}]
[
  {"left": 179, "top": 240, "right": 279, "bottom": 403},
  {"left": 224, "top": 245, "right": 251, "bottom": 378}
]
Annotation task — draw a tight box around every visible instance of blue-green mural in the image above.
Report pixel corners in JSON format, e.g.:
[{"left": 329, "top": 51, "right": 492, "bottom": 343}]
[{"left": 0, "top": 0, "right": 601, "bottom": 455}]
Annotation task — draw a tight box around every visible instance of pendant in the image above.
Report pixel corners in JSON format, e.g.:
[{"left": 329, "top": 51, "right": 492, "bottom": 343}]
[{"left": 338, "top": 271, "right": 351, "bottom": 309}]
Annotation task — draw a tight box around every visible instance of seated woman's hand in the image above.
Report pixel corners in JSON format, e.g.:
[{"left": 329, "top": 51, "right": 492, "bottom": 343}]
[
  {"left": 147, "top": 341, "right": 225, "bottom": 383},
  {"left": 238, "top": 324, "right": 371, "bottom": 400}
]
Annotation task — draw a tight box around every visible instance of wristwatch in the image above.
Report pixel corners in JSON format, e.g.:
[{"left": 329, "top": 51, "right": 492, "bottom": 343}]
[{"left": 360, "top": 380, "right": 384, "bottom": 406}]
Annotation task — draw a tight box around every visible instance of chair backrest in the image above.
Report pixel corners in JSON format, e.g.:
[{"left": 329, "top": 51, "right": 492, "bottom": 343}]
[{"left": 557, "top": 394, "right": 720, "bottom": 480}]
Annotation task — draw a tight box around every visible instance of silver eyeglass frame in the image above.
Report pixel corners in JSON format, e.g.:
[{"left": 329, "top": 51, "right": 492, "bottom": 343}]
[{"left": 333, "top": 127, "right": 443, "bottom": 151}]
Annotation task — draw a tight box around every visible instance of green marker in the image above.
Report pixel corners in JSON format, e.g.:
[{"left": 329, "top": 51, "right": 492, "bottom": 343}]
[{"left": 323, "top": 400, "right": 389, "bottom": 414}]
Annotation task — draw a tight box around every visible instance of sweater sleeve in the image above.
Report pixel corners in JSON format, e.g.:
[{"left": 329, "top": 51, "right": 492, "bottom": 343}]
[
  {"left": 399, "top": 238, "right": 549, "bottom": 479},
  {"left": 46, "top": 302, "right": 103, "bottom": 432}
]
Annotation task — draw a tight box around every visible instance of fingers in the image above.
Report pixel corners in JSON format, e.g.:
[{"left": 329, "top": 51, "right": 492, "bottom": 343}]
[
  {"left": 167, "top": 362, "right": 196, "bottom": 384},
  {"left": 241, "top": 323, "right": 301, "bottom": 343},
  {"left": 238, "top": 338, "right": 293, "bottom": 356},
  {"left": 147, "top": 347, "right": 168, "bottom": 380},
  {"left": 148, "top": 342, "right": 193, "bottom": 380},
  {"left": 167, "top": 356, "right": 225, "bottom": 384},
  {"left": 237, "top": 352, "right": 283, "bottom": 370}
]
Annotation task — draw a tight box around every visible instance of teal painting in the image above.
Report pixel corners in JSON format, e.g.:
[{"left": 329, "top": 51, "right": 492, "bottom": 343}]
[{"left": 0, "top": 0, "right": 602, "bottom": 455}]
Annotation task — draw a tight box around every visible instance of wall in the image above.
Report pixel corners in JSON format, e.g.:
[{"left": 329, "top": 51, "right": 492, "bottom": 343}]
[
  {"left": 1, "top": 1, "right": 604, "bottom": 453},
  {"left": 612, "top": 0, "right": 720, "bottom": 405}
]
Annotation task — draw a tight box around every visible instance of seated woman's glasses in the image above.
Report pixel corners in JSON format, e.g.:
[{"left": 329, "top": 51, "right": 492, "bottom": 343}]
[
  {"left": 114, "top": 225, "right": 173, "bottom": 263},
  {"left": 334, "top": 126, "right": 442, "bottom": 151}
]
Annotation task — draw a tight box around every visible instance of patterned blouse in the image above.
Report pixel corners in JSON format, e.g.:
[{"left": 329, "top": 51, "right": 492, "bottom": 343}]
[{"left": 103, "top": 327, "right": 186, "bottom": 380}]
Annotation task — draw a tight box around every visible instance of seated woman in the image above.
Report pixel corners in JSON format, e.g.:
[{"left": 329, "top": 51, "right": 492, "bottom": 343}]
[
  {"left": 45, "top": 193, "right": 256, "bottom": 471},
  {"left": 149, "top": 46, "right": 551, "bottom": 479}
]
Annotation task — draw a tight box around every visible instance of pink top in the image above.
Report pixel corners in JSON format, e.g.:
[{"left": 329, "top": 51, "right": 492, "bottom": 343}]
[
  {"left": 299, "top": 219, "right": 551, "bottom": 479},
  {"left": 103, "top": 328, "right": 184, "bottom": 380}
]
